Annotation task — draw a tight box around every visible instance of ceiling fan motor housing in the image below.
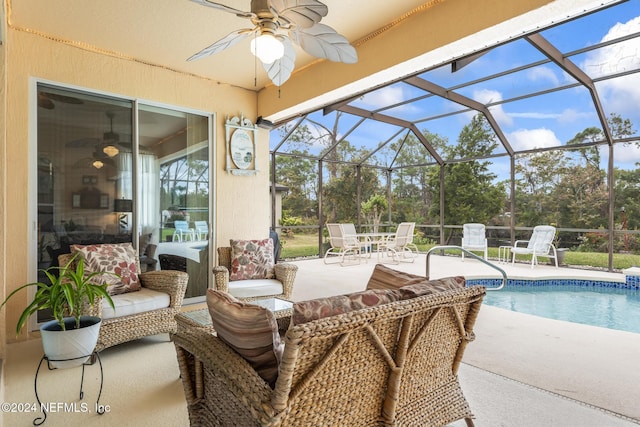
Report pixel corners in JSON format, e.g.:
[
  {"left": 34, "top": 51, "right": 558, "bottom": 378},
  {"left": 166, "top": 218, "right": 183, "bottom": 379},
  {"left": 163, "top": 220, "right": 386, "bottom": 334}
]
[{"left": 251, "top": 0, "right": 271, "bottom": 17}]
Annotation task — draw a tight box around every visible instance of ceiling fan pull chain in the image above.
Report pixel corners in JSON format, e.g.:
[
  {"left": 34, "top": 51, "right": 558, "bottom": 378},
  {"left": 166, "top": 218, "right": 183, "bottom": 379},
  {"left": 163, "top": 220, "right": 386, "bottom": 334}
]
[{"left": 254, "top": 32, "right": 258, "bottom": 87}]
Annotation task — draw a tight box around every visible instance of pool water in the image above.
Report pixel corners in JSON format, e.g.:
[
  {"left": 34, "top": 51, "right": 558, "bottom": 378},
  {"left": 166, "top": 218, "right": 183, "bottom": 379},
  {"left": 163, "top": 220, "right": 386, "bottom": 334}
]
[{"left": 482, "top": 286, "right": 640, "bottom": 334}]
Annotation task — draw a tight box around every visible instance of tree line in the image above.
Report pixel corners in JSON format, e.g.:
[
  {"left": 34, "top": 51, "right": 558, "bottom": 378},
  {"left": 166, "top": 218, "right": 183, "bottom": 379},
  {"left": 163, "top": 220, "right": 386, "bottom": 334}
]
[{"left": 273, "top": 112, "right": 639, "bottom": 252}]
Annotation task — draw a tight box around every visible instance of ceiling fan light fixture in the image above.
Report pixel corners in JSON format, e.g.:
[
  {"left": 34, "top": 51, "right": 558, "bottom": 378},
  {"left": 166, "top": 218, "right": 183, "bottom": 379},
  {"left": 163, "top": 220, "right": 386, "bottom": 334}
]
[
  {"left": 92, "top": 160, "right": 105, "bottom": 169},
  {"left": 250, "top": 34, "right": 284, "bottom": 64},
  {"left": 102, "top": 144, "right": 119, "bottom": 157}
]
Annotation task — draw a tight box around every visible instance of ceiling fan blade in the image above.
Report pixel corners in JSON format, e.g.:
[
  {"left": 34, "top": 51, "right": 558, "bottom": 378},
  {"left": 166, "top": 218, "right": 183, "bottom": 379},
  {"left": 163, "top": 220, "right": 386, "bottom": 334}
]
[
  {"left": 188, "top": 29, "right": 255, "bottom": 61},
  {"left": 41, "top": 92, "right": 84, "bottom": 104},
  {"left": 38, "top": 93, "right": 55, "bottom": 109},
  {"left": 45, "top": 93, "right": 84, "bottom": 104},
  {"left": 270, "top": 0, "right": 327, "bottom": 28},
  {"left": 292, "top": 23, "right": 357, "bottom": 64},
  {"left": 66, "top": 137, "right": 101, "bottom": 148},
  {"left": 189, "top": 0, "right": 255, "bottom": 18},
  {"left": 262, "top": 36, "right": 296, "bottom": 86},
  {"left": 38, "top": 91, "right": 84, "bottom": 109}
]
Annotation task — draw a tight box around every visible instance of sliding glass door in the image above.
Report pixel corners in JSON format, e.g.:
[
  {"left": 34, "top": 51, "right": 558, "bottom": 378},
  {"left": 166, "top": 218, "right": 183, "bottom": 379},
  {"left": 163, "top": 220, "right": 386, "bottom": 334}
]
[
  {"left": 141, "top": 105, "right": 211, "bottom": 299},
  {"left": 36, "top": 83, "right": 212, "bottom": 322}
]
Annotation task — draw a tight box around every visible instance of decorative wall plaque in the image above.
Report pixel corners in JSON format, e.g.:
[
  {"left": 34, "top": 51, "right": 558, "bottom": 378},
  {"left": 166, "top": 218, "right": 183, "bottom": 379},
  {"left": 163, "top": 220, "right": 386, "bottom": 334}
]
[{"left": 225, "top": 115, "right": 257, "bottom": 175}]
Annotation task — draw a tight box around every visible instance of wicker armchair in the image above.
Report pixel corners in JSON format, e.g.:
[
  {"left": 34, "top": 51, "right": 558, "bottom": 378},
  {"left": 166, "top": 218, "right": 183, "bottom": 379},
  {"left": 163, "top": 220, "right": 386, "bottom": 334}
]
[
  {"left": 159, "top": 251, "right": 208, "bottom": 298},
  {"left": 174, "top": 285, "right": 486, "bottom": 426},
  {"left": 59, "top": 252, "right": 188, "bottom": 352},
  {"left": 213, "top": 247, "right": 297, "bottom": 301}
]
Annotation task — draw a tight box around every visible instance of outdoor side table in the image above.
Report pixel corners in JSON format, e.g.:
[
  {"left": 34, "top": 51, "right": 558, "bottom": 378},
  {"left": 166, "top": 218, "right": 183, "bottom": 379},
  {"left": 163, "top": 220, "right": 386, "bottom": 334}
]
[
  {"left": 498, "top": 245, "right": 512, "bottom": 264},
  {"left": 176, "top": 297, "right": 294, "bottom": 335}
]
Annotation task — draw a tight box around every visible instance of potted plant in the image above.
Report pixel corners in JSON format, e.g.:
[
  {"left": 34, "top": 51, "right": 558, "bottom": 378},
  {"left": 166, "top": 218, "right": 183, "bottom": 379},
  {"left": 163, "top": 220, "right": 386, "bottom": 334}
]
[
  {"left": 0, "top": 254, "right": 116, "bottom": 368},
  {"left": 551, "top": 226, "right": 568, "bottom": 266},
  {"left": 555, "top": 248, "right": 568, "bottom": 266}
]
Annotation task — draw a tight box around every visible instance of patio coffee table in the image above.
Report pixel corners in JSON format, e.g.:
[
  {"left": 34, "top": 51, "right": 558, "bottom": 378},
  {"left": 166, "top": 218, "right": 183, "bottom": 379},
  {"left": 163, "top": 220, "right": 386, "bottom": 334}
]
[{"left": 176, "top": 297, "right": 294, "bottom": 334}]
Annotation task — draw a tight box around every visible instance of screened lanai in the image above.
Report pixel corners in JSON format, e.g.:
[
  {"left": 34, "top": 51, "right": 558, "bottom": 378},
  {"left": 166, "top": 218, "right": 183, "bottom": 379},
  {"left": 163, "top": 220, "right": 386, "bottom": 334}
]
[{"left": 269, "top": 0, "right": 640, "bottom": 271}]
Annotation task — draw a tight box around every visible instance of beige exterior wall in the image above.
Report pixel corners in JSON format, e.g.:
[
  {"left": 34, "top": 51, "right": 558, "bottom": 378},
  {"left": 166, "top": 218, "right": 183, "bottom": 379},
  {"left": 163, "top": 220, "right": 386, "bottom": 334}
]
[
  {"left": 0, "top": 28, "right": 269, "bottom": 349},
  {"left": 1, "top": 2, "right": 7, "bottom": 359}
]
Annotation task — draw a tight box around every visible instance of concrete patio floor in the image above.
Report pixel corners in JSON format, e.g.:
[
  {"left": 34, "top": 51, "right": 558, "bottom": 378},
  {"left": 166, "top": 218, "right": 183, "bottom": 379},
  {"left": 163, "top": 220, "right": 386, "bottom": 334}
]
[{"left": 287, "top": 253, "right": 640, "bottom": 426}]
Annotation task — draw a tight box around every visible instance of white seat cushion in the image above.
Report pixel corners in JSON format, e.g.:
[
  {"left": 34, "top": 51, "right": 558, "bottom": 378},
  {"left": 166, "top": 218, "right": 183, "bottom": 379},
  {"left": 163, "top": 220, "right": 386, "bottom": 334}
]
[
  {"left": 228, "top": 279, "right": 284, "bottom": 299},
  {"left": 101, "top": 287, "right": 170, "bottom": 319}
]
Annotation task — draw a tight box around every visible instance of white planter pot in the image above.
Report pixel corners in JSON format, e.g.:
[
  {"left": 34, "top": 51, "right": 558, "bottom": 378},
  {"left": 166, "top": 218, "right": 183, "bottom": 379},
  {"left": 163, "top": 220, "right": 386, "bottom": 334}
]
[{"left": 40, "top": 316, "right": 101, "bottom": 369}]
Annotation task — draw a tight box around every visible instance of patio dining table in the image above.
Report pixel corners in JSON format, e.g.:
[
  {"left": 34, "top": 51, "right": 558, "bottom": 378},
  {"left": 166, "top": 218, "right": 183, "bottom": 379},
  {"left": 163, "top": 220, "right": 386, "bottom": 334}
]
[{"left": 350, "top": 232, "right": 395, "bottom": 260}]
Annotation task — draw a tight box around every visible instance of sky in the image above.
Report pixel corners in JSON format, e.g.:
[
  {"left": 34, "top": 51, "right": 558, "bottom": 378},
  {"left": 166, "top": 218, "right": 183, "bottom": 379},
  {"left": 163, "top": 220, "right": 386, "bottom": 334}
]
[{"left": 273, "top": 0, "right": 640, "bottom": 179}]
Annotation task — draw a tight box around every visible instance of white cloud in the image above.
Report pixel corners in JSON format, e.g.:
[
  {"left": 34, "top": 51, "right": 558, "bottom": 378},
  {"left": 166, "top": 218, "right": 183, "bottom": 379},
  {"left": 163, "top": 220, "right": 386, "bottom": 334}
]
[
  {"left": 358, "top": 85, "right": 405, "bottom": 109},
  {"left": 473, "top": 88, "right": 501, "bottom": 104},
  {"left": 507, "top": 128, "right": 561, "bottom": 151},
  {"left": 507, "top": 109, "right": 593, "bottom": 123},
  {"left": 598, "top": 142, "right": 640, "bottom": 172},
  {"left": 612, "top": 142, "right": 640, "bottom": 165},
  {"left": 527, "top": 66, "right": 560, "bottom": 86},
  {"left": 582, "top": 16, "right": 640, "bottom": 77},
  {"left": 510, "top": 112, "right": 560, "bottom": 119},
  {"left": 472, "top": 89, "right": 513, "bottom": 126},
  {"left": 581, "top": 16, "right": 640, "bottom": 119},
  {"left": 557, "top": 108, "right": 594, "bottom": 124}
]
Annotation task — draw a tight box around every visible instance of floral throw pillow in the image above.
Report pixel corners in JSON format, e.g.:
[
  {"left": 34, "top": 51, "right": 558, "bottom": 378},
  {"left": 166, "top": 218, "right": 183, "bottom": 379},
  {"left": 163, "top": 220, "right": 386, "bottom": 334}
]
[
  {"left": 72, "top": 243, "right": 140, "bottom": 295},
  {"left": 229, "top": 239, "right": 275, "bottom": 281},
  {"left": 291, "top": 288, "right": 403, "bottom": 325}
]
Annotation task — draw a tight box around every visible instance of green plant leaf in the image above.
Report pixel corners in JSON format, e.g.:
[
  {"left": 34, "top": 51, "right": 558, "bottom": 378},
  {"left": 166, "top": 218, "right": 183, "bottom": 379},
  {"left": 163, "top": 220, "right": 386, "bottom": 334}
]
[{"left": 2, "top": 252, "right": 119, "bottom": 334}]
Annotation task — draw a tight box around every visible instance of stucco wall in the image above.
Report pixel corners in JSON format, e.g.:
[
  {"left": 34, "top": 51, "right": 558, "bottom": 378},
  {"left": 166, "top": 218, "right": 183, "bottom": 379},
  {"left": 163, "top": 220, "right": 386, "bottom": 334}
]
[
  {"left": 1, "top": 28, "right": 269, "bottom": 345},
  {"left": 1, "top": 2, "right": 7, "bottom": 358}
]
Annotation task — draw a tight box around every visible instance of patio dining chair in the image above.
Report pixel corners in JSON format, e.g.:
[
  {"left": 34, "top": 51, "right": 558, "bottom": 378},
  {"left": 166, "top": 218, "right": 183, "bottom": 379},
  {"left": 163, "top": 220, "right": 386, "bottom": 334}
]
[
  {"left": 341, "top": 223, "right": 373, "bottom": 255},
  {"left": 461, "top": 223, "right": 488, "bottom": 261},
  {"left": 324, "top": 223, "right": 362, "bottom": 266},
  {"left": 380, "top": 222, "right": 417, "bottom": 263},
  {"left": 511, "top": 225, "right": 558, "bottom": 268}
]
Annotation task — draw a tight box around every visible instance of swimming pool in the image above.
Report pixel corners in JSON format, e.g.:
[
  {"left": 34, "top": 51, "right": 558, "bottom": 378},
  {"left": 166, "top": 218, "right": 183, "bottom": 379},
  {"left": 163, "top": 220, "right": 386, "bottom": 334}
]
[{"left": 467, "top": 279, "right": 640, "bottom": 334}]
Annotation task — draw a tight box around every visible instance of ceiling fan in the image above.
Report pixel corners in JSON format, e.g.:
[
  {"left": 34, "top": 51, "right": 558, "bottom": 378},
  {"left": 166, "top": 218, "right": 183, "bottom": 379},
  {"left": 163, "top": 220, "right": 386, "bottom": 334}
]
[
  {"left": 38, "top": 91, "right": 84, "bottom": 110},
  {"left": 67, "top": 112, "right": 130, "bottom": 161},
  {"left": 187, "top": 0, "right": 358, "bottom": 86},
  {"left": 73, "top": 145, "right": 117, "bottom": 170}
]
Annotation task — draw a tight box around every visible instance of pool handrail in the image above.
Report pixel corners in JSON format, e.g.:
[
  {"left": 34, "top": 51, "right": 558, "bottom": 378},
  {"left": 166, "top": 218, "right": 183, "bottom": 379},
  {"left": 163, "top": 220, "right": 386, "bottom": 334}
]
[{"left": 426, "top": 245, "right": 506, "bottom": 291}]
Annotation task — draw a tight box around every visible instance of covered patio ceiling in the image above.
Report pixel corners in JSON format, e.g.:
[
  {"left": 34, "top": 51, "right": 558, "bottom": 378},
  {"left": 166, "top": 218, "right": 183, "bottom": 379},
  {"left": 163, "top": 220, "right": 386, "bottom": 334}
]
[{"left": 271, "top": 0, "right": 640, "bottom": 169}]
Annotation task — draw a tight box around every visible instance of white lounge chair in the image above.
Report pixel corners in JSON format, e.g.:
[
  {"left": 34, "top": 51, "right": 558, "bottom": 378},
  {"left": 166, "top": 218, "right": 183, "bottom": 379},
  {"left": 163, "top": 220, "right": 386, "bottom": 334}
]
[
  {"left": 461, "top": 223, "right": 488, "bottom": 261},
  {"left": 511, "top": 225, "right": 558, "bottom": 268},
  {"left": 173, "top": 220, "right": 194, "bottom": 242},
  {"left": 194, "top": 220, "right": 209, "bottom": 240}
]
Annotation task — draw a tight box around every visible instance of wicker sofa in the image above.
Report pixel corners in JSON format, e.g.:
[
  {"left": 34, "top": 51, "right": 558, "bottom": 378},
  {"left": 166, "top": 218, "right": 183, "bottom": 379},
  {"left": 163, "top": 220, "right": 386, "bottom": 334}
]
[
  {"left": 213, "top": 246, "right": 298, "bottom": 301},
  {"left": 59, "top": 251, "right": 188, "bottom": 352},
  {"left": 174, "top": 268, "right": 486, "bottom": 426}
]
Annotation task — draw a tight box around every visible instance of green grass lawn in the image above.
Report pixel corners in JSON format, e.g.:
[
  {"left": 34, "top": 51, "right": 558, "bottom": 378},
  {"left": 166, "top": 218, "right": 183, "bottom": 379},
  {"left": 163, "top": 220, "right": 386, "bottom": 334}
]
[
  {"left": 281, "top": 233, "right": 321, "bottom": 258},
  {"left": 280, "top": 232, "right": 640, "bottom": 271}
]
